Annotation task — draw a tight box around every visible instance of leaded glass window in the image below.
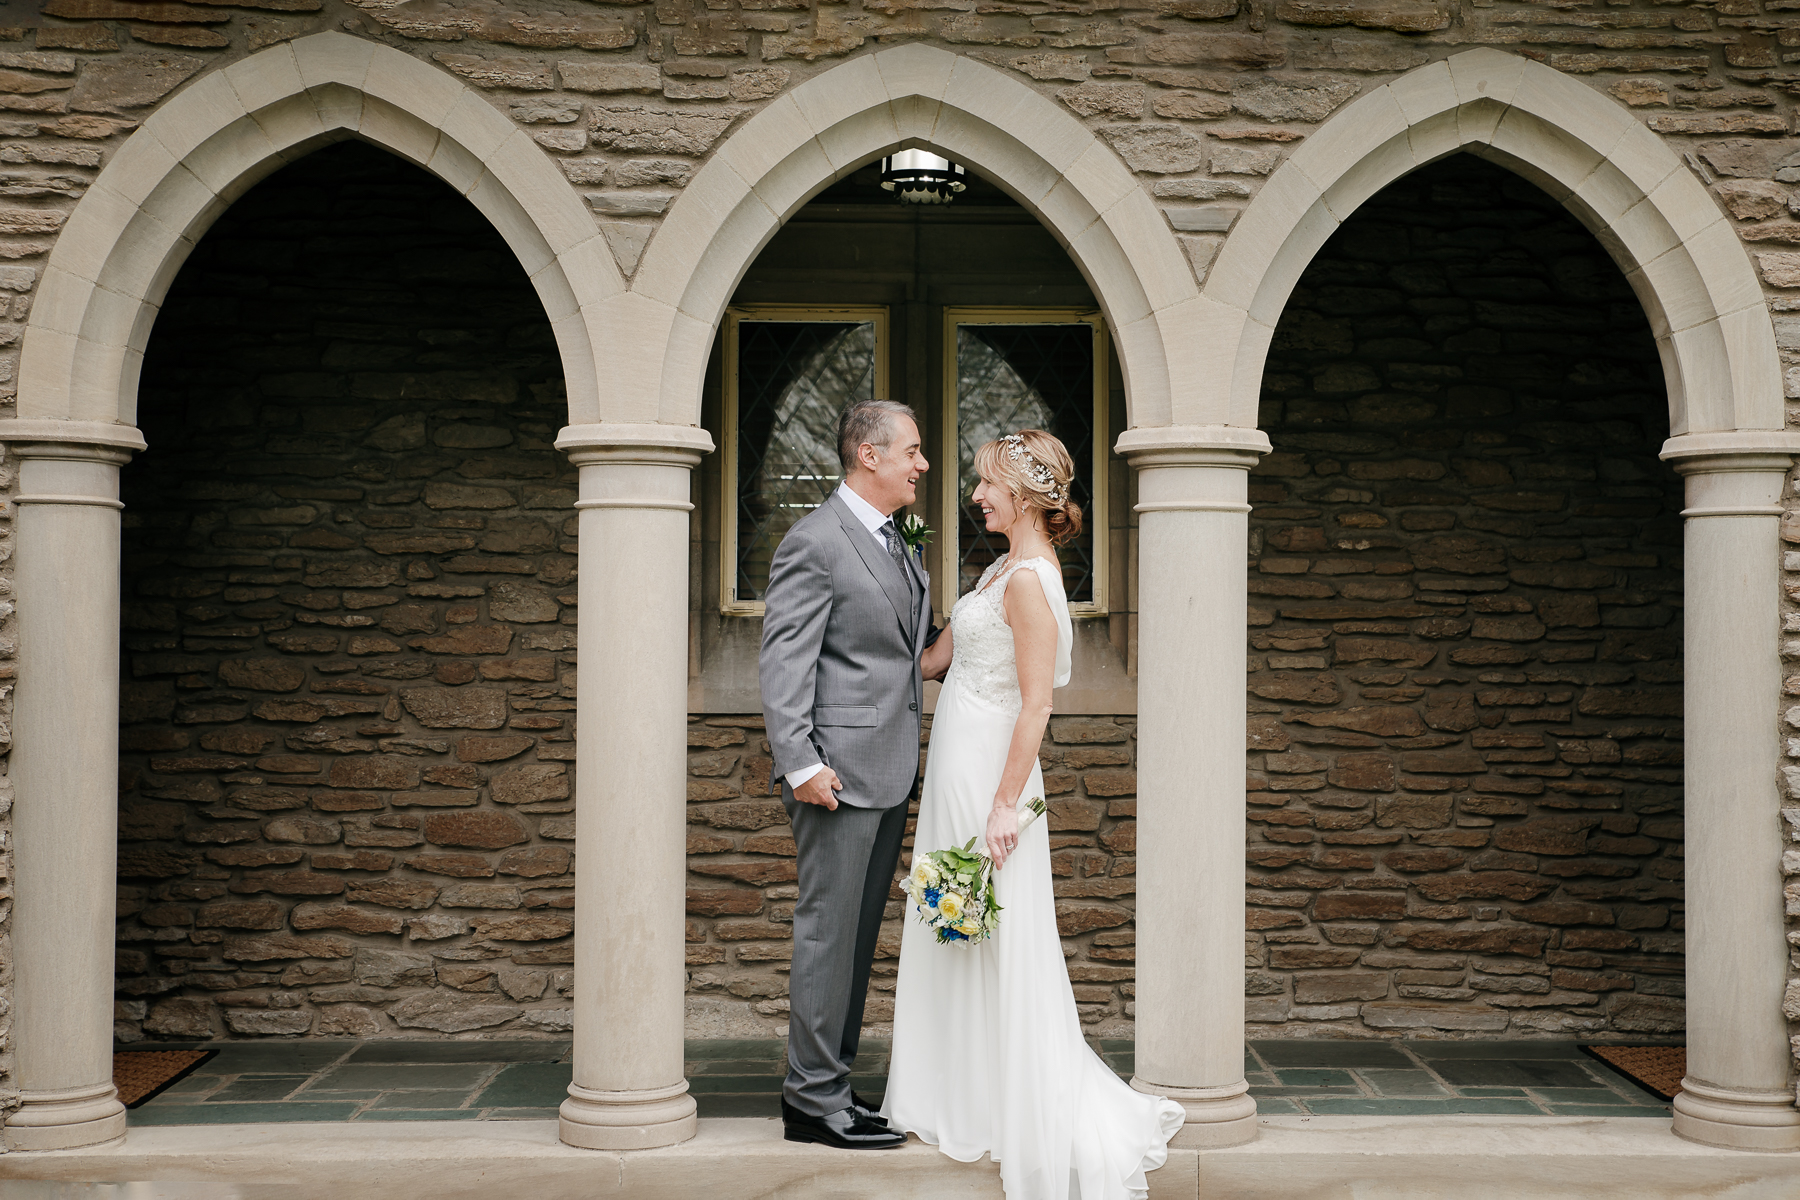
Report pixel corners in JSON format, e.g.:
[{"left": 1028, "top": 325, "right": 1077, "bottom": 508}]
[
  {"left": 946, "top": 312, "right": 1105, "bottom": 610},
  {"left": 724, "top": 308, "right": 887, "bottom": 607}
]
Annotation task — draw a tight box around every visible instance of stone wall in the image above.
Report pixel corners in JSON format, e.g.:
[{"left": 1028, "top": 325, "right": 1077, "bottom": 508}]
[
  {"left": 0, "top": 0, "right": 1793, "bottom": 1064},
  {"left": 114, "top": 141, "right": 581, "bottom": 1041},
  {"left": 1245, "top": 154, "right": 1685, "bottom": 1039}
]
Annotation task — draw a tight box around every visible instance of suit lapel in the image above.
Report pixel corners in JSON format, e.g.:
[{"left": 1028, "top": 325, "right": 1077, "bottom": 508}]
[{"left": 829, "top": 493, "right": 912, "bottom": 638}]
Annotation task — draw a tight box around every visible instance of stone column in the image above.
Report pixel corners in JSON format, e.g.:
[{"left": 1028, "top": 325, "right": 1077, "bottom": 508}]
[
  {"left": 1118, "top": 424, "right": 1269, "bottom": 1149},
  {"left": 1663, "top": 434, "right": 1800, "bottom": 1151},
  {"left": 5, "top": 422, "right": 145, "bottom": 1150},
  {"left": 556, "top": 423, "right": 714, "bottom": 1151}
]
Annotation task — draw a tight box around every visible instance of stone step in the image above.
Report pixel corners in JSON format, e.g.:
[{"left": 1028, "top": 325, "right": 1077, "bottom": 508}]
[{"left": 6, "top": 1115, "right": 1800, "bottom": 1199}]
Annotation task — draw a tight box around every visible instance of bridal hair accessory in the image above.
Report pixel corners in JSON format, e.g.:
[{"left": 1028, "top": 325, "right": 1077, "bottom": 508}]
[
  {"left": 1002, "top": 433, "right": 1069, "bottom": 506},
  {"left": 902, "top": 797, "right": 1048, "bottom": 945}
]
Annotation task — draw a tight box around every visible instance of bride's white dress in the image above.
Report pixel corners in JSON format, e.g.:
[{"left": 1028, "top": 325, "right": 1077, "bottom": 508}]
[{"left": 883, "top": 555, "right": 1184, "bottom": 1200}]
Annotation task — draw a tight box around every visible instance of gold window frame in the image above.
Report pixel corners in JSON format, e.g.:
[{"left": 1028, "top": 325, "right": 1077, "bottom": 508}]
[
  {"left": 938, "top": 307, "right": 1109, "bottom": 617},
  {"left": 721, "top": 304, "right": 891, "bottom": 616}
]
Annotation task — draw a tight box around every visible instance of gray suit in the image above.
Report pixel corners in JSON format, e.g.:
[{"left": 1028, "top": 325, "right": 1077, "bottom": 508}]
[{"left": 760, "top": 491, "right": 931, "bottom": 1117}]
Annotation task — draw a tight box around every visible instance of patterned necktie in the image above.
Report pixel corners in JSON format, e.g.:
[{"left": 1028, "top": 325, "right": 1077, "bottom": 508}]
[{"left": 879, "top": 520, "right": 907, "bottom": 575}]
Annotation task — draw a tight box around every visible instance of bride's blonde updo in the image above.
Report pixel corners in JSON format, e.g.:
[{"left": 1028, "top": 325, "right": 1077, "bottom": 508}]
[{"left": 974, "top": 429, "right": 1084, "bottom": 547}]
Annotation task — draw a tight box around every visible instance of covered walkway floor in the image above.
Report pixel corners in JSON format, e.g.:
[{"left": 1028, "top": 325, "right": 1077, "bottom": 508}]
[{"left": 116, "top": 1038, "right": 1670, "bottom": 1127}]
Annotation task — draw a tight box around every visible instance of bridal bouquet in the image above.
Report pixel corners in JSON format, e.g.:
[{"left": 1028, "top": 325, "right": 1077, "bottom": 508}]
[{"left": 901, "top": 796, "right": 1047, "bottom": 946}]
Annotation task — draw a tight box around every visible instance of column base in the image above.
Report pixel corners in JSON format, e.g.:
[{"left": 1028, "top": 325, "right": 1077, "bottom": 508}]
[
  {"left": 559, "top": 1080, "right": 697, "bottom": 1150},
  {"left": 1672, "top": 1079, "right": 1800, "bottom": 1152},
  {"left": 1132, "top": 1076, "right": 1259, "bottom": 1148},
  {"left": 7, "top": 1083, "right": 127, "bottom": 1150}
]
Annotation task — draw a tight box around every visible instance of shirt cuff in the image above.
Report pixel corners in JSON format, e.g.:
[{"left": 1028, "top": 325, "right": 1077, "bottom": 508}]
[{"left": 785, "top": 763, "right": 825, "bottom": 790}]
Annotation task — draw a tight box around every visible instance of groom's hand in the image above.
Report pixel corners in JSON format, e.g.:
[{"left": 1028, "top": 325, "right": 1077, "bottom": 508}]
[{"left": 794, "top": 769, "right": 843, "bottom": 811}]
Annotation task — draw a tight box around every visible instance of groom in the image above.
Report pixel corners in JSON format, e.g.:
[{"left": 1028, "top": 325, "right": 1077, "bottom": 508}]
[{"left": 760, "top": 398, "right": 933, "bottom": 1150}]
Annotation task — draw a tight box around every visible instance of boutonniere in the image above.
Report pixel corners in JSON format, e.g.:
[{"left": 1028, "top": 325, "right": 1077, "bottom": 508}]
[{"left": 899, "top": 513, "right": 933, "bottom": 557}]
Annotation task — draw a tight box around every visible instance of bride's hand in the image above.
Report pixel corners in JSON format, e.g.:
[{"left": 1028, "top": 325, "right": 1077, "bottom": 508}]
[{"left": 985, "top": 802, "right": 1020, "bottom": 870}]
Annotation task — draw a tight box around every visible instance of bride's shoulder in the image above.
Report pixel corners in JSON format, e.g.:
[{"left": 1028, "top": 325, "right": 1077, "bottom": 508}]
[
  {"left": 1007, "top": 556, "right": 1063, "bottom": 592},
  {"left": 1000, "top": 557, "right": 1061, "bottom": 609}
]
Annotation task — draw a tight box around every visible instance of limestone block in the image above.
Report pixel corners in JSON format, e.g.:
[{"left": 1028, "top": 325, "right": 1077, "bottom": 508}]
[
  {"left": 586, "top": 192, "right": 675, "bottom": 216},
  {"left": 1098, "top": 123, "right": 1204, "bottom": 174},
  {"left": 431, "top": 53, "right": 553, "bottom": 92},
  {"left": 423, "top": 809, "right": 528, "bottom": 849},
  {"left": 391, "top": 992, "right": 520, "bottom": 1032},
  {"left": 590, "top": 104, "right": 745, "bottom": 155},
  {"left": 1057, "top": 83, "right": 1145, "bottom": 119},
  {"left": 68, "top": 51, "right": 206, "bottom": 113},
  {"left": 559, "top": 63, "right": 661, "bottom": 94},
  {"left": 1274, "top": 0, "right": 1449, "bottom": 32},
  {"left": 1232, "top": 76, "right": 1360, "bottom": 123}
]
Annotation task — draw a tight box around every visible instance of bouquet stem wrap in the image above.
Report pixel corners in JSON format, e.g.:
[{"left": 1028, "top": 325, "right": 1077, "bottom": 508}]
[{"left": 901, "top": 796, "right": 1047, "bottom": 945}]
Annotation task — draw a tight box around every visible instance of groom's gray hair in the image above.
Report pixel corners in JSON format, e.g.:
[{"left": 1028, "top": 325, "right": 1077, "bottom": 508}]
[{"left": 837, "top": 399, "right": 919, "bottom": 474}]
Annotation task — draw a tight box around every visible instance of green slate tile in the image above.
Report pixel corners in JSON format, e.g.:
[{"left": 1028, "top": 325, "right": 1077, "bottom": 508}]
[
  {"left": 1251, "top": 1086, "right": 1362, "bottom": 1098},
  {"left": 696, "top": 1095, "right": 783, "bottom": 1118},
  {"left": 687, "top": 1075, "right": 787, "bottom": 1094},
  {"left": 1545, "top": 1103, "right": 1669, "bottom": 1118},
  {"left": 345, "top": 1040, "right": 569, "bottom": 1065},
  {"left": 684, "top": 1040, "right": 788, "bottom": 1062},
  {"left": 1357, "top": 1069, "right": 1449, "bottom": 1098},
  {"left": 1530, "top": 1087, "right": 1644, "bottom": 1104},
  {"left": 1273, "top": 1069, "right": 1357, "bottom": 1089},
  {"left": 368, "top": 1089, "right": 476, "bottom": 1109},
  {"left": 481, "top": 1107, "right": 563, "bottom": 1120},
  {"left": 1405, "top": 1041, "right": 1589, "bottom": 1061},
  {"left": 312, "top": 1063, "right": 494, "bottom": 1092},
  {"left": 472, "top": 1062, "right": 574, "bottom": 1109},
  {"left": 1429, "top": 1060, "right": 1599, "bottom": 1089},
  {"left": 129, "top": 1103, "right": 363, "bottom": 1126},
  {"left": 1252, "top": 1042, "right": 1413, "bottom": 1069},
  {"left": 1253, "top": 1098, "right": 1303, "bottom": 1115},
  {"left": 1458, "top": 1087, "right": 1528, "bottom": 1097},
  {"left": 355, "top": 1109, "right": 489, "bottom": 1121},
  {"left": 1304, "top": 1098, "right": 1545, "bottom": 1117},
  {"left": 686, "top": 1059, "right": 787, "bottom": 1076},
  {"left": 204, "top": 1046, "right": 355, "bottom": 1075},
  {"left": 204, "top": 1076, "right": 311, "bottom": 1104}
]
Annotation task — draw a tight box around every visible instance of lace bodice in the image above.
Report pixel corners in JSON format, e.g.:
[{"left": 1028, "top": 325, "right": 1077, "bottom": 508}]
[{"left": 945, "top": 556, "right": 1073, "bottom": 712}]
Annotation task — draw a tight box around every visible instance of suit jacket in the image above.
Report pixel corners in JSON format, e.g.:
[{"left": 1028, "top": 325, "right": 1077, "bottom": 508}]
[{"left": 759, "top": 491, "right": 932, "bottom": 810}]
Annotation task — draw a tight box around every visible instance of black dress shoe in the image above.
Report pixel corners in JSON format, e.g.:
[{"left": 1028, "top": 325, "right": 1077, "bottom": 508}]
[
  {"left": 781, "top": 1102, "right": 906, "bottom": 1149},
  {"left": 850, "top": 1091, "right": 889, "bottom": 1126}
]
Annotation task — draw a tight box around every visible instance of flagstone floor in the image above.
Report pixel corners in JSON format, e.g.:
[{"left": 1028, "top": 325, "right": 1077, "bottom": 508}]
[{"left": 122, "top": 1038, "right": 1671, "bottom": 1126}]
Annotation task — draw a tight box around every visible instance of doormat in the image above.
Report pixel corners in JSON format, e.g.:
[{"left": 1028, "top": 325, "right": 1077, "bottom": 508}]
[
  {"left": 114, "top": 1049, "right": 217, "bottom": 1108},
  {"left": 1581, "top": 1044, "right": 1684, "bottom": 1102}
]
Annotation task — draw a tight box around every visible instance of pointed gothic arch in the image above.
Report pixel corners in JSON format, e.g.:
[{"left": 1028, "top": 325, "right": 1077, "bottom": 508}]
[
  {"left": 1200, "top": 47, "right": 1780, "bottom": 438},
  {"left": 18, "top": 31, "right": 619, "bottom": 434},
  {"left": 630, "top": 42, "right": 1207, "bottom": 431}
]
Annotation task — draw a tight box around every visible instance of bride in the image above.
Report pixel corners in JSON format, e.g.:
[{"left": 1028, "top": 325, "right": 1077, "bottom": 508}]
[{"left": 882, "top": 430, "right": 1184, "bottom": 1200}]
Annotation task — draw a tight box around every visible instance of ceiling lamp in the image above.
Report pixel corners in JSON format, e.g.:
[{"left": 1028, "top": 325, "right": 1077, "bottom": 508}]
[{"left": 879, "top": 149, "right": 966, "bottom": 205}]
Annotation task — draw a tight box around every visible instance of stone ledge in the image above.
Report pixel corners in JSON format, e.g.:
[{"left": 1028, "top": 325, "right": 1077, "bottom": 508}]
[{"left": 5, "top": 1116, "right": 1800, "bottom": 1199}]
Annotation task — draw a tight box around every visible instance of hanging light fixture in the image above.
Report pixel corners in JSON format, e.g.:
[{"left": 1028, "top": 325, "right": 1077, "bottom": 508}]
[{"left": 879, "top": 149, "right": 966, "bottom": 205}]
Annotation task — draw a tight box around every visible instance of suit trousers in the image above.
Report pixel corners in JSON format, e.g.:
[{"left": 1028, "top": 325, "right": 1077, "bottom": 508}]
[{"left": 782, "top": 796, "right": 910, "bottom": 1117}]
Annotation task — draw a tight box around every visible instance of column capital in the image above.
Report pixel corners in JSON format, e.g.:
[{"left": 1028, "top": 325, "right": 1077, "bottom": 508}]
[
  {"left": 1115, "top": 424, "right": 1271, "bottom": 470},
  {"left": 0, "top": 419, "right": 145, "bottom": 461},
  {"left": 555, "top": 422, "right": 714, "bottom": 467},
  {"left": 1660, "top": 430, "right": 1800, "bottom": 474}
]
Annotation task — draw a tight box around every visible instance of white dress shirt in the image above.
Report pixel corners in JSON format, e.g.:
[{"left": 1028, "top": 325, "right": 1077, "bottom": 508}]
[{"left": 786, "top": 483, "right": 898, "bottom": 792}]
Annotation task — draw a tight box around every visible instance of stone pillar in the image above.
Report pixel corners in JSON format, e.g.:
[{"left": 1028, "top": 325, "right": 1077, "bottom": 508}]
[
  {"left": 1663, "top": 434, "right": 1800, "bottom": 1151},
  {"left": 555, "top": 423, "right": 713, "bottom": 1151},
  {"left": 1118, "top": 424, "right": 1270, "bottom": 1149},
  {"left": 5, "top": 423, "right": 145, "bottom": 1150}
]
